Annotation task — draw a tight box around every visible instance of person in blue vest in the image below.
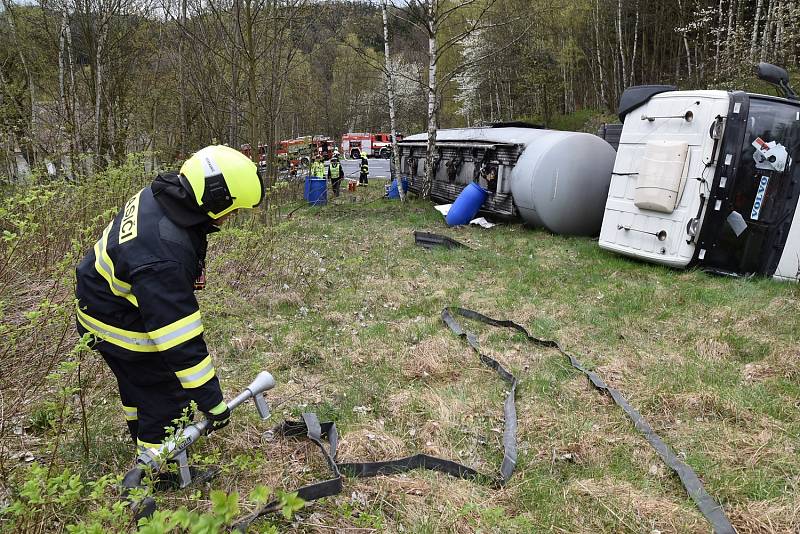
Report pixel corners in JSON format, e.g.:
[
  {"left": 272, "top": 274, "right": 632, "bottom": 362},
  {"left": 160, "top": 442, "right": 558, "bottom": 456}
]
[
  {"left": 328, "top": 156, "right": 344, "bottom": 197},
  {"left": 359, "top": 153, "right": 369, "bottom": 186},
  {"left": 75, "top": 145, "right": 262, "bottom": 457}
]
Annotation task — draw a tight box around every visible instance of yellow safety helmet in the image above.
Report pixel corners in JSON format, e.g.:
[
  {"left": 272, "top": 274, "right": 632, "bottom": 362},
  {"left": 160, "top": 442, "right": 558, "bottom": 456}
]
[{"left": 179, "top": 145, "right": 263, "bottom": 219}]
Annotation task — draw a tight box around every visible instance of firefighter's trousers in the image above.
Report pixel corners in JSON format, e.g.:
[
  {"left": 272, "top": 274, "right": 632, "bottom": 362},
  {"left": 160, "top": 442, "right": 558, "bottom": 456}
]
[{"left": 101, "top": 350, "right": 192, "bottom": 450}]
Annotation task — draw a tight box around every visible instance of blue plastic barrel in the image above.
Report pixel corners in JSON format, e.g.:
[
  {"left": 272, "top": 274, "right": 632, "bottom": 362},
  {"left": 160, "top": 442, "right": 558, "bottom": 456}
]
[
  {"left": 308, "top": 178, "right": 327, "bottom": 206},
  {"left": 387, "top": 177, "right": 409, "bottom": 199},
  {"left": 446, "top": 183, "right": 488, "bottom": 226},
  {"left": 303, "top": 176, "right": 312, "bottom": 201}
]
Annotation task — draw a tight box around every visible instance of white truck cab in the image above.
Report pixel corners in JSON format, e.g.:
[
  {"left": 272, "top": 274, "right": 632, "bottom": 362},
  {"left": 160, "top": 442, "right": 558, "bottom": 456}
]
[{"left": 599, "top": 64, "right": 800, "bottom": 281}]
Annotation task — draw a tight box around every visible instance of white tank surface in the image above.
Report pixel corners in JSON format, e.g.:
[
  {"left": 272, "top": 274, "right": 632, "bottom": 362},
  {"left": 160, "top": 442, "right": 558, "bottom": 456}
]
[
  {"left": 400, "top": 127, "right": 616, "bottom": 236},
  {"left": 508, "top": 130, "right": 616, "bottom": 235}
]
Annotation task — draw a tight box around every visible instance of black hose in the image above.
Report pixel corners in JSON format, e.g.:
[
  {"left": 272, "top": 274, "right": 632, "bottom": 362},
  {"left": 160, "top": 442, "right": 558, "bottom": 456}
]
[{"left": 121, "top": 466, "right": 156, "bottom": 520}]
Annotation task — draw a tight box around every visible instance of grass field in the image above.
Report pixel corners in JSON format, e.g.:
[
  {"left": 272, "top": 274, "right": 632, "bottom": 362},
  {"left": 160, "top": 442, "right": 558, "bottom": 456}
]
[
  {"left": 4, "top": 180, "right": 800, "bottom": 532},
  {"left": 204, "top": 184, "right": 800, "bottom": 533}
]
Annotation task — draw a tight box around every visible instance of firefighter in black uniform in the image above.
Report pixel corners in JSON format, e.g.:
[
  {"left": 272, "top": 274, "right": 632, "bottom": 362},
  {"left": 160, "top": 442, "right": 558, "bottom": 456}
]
[
  {"left": 328, "top": 155, "right": 344, "bottom": 197},
  {"left": 75, "top": 145, "right": 262, "bottom": 456},
  {"left": 359, "top": 153, "right": 369, "bottom": 186}
]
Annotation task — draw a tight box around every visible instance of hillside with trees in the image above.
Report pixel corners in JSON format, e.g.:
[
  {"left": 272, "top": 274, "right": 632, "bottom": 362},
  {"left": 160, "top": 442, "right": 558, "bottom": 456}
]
[{"left": 2, "top": 0, "right": 798, "bottom": 179}]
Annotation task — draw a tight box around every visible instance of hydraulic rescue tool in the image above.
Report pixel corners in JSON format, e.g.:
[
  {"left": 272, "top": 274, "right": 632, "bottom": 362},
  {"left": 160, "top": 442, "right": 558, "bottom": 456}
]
[{"left": 122, "top": 371, "right": 276, "bottom": 518}]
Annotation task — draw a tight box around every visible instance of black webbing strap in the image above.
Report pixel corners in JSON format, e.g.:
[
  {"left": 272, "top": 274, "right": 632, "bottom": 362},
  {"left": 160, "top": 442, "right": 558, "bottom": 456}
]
[
  {"left": 440, "top": 308, "right": 520, "bottom": 483},
  {"left": 233, "top": 311, "right": 520, "bottom": 530},
  {"left": 235, "top": 307, "right": 734, "bottom": 534},
  {"left": 232, "top": 414, "right": 343, "bottom": 531},
  {"left": 443, "top": 307, "right": 735, "bottom": 534}
]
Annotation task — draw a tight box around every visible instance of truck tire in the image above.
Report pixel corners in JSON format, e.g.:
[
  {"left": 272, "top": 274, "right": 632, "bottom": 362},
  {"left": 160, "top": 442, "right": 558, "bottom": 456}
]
[
  {"left": 300, "top": 156, "right": 310, "bottom": 167},
  {"left": 379, "top": 148, "right": 390, "bottom": 159},
  {"left": 350, "top": 149, "right": 361, "bottom": 160}
]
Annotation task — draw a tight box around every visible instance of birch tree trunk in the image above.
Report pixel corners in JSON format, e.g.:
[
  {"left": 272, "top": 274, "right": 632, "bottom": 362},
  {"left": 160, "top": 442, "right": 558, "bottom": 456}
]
[
  {"left": 616, "top": 0, "right": 627, "bottom": 91},
  {"left": 94, "top": 15, "right": 110, "bottom": 156},
  {"left": 594, "top": 0, "right": 606, "bottom": 107},
  {"left": 629, "top": 1, "right": 639, "bottom": 87},
  {"left": 66, "top": 14, "right": 81, "bottom": 162},
  {"left": 750, "top": 0, "right": 764, "bottom": 61},
  {"left": 726, "top": 0, "right": 735, "bottom": 63},
  {"left": 382, "top": 0, "right": 405, "bottom": 201},
  {"left": 677, "top": 0, "right": 692, "bottom": 79},
  {"left": 58, "top": 11, "right": 69, "bottom": 162},
  {"left": 715, "top": 0, "right": 723, "bottom": 80},
  {"left": 422, "top": 2, "right": 437, "bottom": 200}
]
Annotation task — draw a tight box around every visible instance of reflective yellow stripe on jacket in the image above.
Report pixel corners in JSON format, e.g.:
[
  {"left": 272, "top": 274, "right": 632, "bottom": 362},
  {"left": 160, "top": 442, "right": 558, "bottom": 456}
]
[
  {"left": 76, "top": 306, "right": 204, "bottom": 353},
  {"left": 94, "top": 222, "right": 139, "bottom": 307}
]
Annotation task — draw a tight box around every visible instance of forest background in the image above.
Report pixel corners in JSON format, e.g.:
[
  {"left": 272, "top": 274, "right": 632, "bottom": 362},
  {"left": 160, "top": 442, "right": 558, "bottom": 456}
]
[{"left": 2, "top": 0, "right": 799, "bottom": 181}]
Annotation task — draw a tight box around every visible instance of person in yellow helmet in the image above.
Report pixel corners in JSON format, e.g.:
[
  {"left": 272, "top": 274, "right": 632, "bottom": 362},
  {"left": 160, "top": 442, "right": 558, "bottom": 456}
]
[
  {"left": 358, "top": 152, "right": 369, "bottom": 186},
  {"left": 75, "top": 145, "right": 262, "bottom": 466}
]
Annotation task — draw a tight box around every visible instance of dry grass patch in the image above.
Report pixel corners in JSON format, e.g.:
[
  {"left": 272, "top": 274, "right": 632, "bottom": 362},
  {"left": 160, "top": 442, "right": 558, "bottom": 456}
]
[
  {"left": 569, "top": 477, "right": 707, "bottom": 533},
  {"left": 727, "top": 498, "right": 800, "bottom": 534},
  {"left": 696, "top": 338, "right": 733, "bottom": 361},
  {"left": 385, "top": 390, "right": 413, "bottom": 418},
  {"left": 394, "top": 475, "right": 489, "bottom": 533},
  {"left": 750, "top": 348, "right": 800, "bottom": 382},
  {"left": 337, "top": 428, "right": 407, "bottom": 463},
  {"left": 401, "top": 337, "right": 464, "bottom": 380},
  {"left": 648, "top": 391, "right": 750, "bottom": 424}
]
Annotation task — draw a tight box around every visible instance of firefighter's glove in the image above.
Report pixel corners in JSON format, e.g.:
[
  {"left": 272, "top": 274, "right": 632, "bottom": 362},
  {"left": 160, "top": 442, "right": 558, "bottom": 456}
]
[{"left": 204, "top": 402, "right": 230, "bottom": 434}]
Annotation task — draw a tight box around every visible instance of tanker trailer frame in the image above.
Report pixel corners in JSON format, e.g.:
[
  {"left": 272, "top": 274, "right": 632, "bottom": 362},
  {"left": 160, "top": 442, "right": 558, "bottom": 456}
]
[{"left": 399, "top": 136, "right": 520, "bottom": 219}]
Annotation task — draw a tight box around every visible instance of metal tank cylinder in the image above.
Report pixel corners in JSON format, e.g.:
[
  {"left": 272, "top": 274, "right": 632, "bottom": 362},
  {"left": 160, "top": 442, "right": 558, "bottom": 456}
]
[{"left": 510, "top": 131, "right": 616, "bottom": 236}]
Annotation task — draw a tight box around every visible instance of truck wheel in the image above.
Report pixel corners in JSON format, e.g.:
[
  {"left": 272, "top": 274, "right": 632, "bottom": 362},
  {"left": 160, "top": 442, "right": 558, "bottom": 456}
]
[
  {"left": 350, "top": 149, "right": 360, "bottom": 160},
  {"left": 379, "top": 148, "right": 390, "bottom": 159},
  {"left": 300, "top": 157, "right": 309, "bottom": 167}
]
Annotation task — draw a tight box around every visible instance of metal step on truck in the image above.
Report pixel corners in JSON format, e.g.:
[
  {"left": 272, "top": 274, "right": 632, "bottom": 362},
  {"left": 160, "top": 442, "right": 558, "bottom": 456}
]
[{"left": 399, "top": 63, "right": 800, "bottom": 282}]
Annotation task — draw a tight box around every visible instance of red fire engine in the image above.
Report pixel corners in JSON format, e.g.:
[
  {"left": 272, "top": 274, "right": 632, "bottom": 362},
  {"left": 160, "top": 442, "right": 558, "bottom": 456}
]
[{"left": 340, "top": 132, "right": 403, "bottom": 159}]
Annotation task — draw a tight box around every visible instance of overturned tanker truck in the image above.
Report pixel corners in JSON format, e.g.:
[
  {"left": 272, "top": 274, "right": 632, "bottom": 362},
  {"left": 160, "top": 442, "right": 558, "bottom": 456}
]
[
  {"left": 400, "top": 63, "right": 800, "bottom": 281},
  {"left": 399, "top": 124, "right": 617, "bottom": 236}
]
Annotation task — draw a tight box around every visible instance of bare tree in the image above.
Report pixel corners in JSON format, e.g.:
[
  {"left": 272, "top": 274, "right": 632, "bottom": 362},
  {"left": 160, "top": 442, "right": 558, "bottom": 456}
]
[
  {"left": 1, "top": 0, "right": 37, "bottom": 173},
  {"left": 382, "top": 0, "right": 405, "bottom": 201},
  {"left": 166, "top": 0, "right": 313, "bottom": 177},
  {"left": 392, "top": 0, "right": 504, "bottom": 199}
]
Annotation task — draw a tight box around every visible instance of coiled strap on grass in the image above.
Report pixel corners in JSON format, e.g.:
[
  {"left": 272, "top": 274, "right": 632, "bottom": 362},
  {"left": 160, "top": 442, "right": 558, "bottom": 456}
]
[
  {"left": 233, "top": 309, "right": 523, "bottom": 531},
  {"left": 443, "top": 307, "right": 735, "bottom": 534},
  {"left": 235, "top": 307, "right": 734, "bottom": 534}
]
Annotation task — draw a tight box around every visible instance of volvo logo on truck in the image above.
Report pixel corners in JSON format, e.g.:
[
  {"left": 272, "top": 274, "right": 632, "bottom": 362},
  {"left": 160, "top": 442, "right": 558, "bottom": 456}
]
[{"left": 751, "top": 175, "right": 770, "bottom": 221}]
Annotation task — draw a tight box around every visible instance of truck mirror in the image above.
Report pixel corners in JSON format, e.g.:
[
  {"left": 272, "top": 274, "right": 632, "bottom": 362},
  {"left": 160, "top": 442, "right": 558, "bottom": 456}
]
[
  {"left": 756, "top": 62, "right": 789, "bottom": 86},
  {"left": 755, "top": 62, "right": 798, "bottom": 100}
]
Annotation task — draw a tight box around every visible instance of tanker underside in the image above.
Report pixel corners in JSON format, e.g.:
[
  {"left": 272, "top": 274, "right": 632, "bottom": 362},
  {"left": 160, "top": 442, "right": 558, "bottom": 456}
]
[{"left": 399, "top": 141, "right": 521, "bottom": 220}]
